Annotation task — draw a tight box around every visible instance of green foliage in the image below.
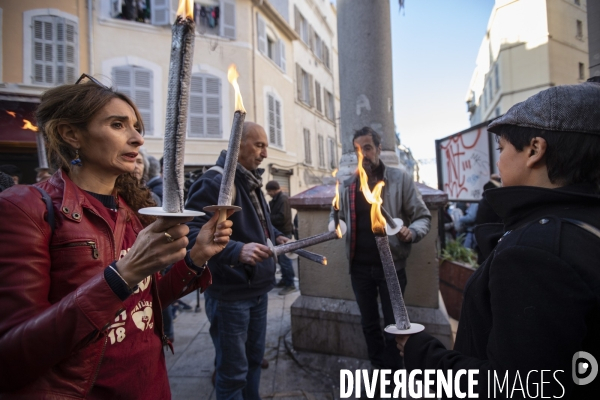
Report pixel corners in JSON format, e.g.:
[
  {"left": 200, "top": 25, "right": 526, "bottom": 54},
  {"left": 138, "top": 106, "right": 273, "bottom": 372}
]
[{"left": 441, "top": 235, "right": 478, "bottom": 268}]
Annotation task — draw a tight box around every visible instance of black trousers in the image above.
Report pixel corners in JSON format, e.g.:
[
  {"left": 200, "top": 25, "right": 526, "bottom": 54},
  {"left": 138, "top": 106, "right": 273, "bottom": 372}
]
[{"left": 350, "top": 262, "right": 408, "bottom": 370}]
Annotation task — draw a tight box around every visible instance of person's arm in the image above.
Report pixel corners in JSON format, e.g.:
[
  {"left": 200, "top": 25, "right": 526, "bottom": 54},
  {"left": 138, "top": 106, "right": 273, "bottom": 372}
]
[
  {"left": 402, "top": 246, "right": 590, "bottom": 397},
  {"left": 0, "top": 195, "right": 124, "bottom": 392},
  {"left": 399, "top": 171, "right": 431, "bottom": 243},
  {"left": 459, "top": 203, "right": 479, "bottom": 225},
  {"left": 186, "top": 175, "right": 244, "bottom": 266}
]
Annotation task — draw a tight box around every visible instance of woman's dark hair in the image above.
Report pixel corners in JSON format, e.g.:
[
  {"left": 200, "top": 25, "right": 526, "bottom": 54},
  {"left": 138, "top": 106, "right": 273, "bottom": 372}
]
[
  {"left": 35, "top": 81, "right": 156, "bottom": 225},
  {"left": 352, "top": 127, "right": 381, "bottom": 148},
  {"left": 496, "top": 125, "right": 600, "bottom": 187}
]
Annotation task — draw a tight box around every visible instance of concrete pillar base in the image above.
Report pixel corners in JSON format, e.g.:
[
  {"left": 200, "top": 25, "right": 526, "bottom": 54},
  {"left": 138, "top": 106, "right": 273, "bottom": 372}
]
[{"left": 291, "top": 294, "right": 453, "bottom": 360}]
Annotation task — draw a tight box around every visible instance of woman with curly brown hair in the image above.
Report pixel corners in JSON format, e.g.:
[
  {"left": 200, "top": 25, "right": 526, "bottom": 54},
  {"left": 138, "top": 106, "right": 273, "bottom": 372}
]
[{"left": 0, "top": 75, "right": 232, "bottom": 399}]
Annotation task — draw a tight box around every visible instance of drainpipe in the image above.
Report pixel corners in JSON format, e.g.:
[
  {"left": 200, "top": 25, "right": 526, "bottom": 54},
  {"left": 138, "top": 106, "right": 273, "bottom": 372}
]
[
  {"left": 251, "top": 3, "right": 257, "bottom": 121},
  {"left": 87, "top": 0, "right": 94, "bottom": 74}
]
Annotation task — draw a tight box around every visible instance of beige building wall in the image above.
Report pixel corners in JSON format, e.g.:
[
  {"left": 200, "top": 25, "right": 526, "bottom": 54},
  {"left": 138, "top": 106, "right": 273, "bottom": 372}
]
[
  {"left": 467, "top": 0, "right": 588, "bottom": 125},
  {"left": 0, "top": 0, "right": 90, "bottom": 92}
]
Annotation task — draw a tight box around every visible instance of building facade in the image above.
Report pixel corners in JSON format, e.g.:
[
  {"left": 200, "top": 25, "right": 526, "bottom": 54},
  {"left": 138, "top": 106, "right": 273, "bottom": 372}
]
[
  {"left": 0, "top": 0, "right": 340, "bottom": 194},
  {"left": 466, "top": 0, "right": 589, "bottom": 125}
]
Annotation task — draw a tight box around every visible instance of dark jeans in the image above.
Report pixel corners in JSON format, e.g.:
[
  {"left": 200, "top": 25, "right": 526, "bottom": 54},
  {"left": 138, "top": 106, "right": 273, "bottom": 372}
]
[
  {"left": 205, "top": 292, "right": 268, "bottom": 400},
  {"left": 350, "top": 262, "right": 408, "bottom": 370},
  {"left": 278, "top": 233, "right": 295, "bottom": 287}
]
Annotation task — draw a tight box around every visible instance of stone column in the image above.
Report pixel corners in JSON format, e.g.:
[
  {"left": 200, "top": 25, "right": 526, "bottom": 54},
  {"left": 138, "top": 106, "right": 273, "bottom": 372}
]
[
  {"left": 337, "top": 0, "right": 399, "bottom": 178},
  {"left": 588, "top": 0, "right": 600, "bottom": 78}
]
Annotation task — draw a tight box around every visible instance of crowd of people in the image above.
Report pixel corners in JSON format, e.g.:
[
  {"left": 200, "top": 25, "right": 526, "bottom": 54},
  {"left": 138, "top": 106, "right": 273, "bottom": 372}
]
[{"left": 0, "top": 75, "right": 598, "bottom": 399}]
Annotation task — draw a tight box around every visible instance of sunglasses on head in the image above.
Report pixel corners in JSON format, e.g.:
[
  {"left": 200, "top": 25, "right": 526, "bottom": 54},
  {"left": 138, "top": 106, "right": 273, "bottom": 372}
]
[{"left": 75, "top": 73, "right": 108, "bottom": 89}]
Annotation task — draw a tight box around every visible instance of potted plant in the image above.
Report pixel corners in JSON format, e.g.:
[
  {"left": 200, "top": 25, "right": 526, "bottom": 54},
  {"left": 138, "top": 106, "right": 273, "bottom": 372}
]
[{"left": 439, "top": 235, "right": 478, "bottom": 320}]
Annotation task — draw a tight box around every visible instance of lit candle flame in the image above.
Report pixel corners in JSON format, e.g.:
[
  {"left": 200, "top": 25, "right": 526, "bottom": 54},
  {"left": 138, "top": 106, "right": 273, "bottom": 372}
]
[
  {"left": 331, "top": 168, "right": 338, "bottom": 177},
  {"left": 6, "top": 111, "right": 16, "bottom": 118},
  {"left": 23, "top": 119, "right": 39, "bottom": 132},
  {"left": 331, "top": 168, "right": 340, "bottom": 210},
  {"left": 356, "top": 147, "right": 387, "bottom": 235},
  {"left": 176, "top": 0, "right": 194, "bottom": 20},
  {"left": 228, "top": 64, "right": 246, "bottom": 113}
]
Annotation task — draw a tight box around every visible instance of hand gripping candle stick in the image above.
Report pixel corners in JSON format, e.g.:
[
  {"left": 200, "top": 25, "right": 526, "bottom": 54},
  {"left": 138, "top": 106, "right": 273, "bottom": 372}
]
[
  {"left": 140, "top": 0, "right": 203, "bottom": 218},
  {"left": 203, "top": 65, "right": 246, "bottom": 222},
  {"left": 356, "top": 147, "right": 424, "bottom": 334}
]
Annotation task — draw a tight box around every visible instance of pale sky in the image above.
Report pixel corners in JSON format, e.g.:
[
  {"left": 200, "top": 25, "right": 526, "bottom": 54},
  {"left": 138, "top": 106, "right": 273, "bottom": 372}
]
[{"left": 390, "top": 0, "right": 495, "bottom": 187}]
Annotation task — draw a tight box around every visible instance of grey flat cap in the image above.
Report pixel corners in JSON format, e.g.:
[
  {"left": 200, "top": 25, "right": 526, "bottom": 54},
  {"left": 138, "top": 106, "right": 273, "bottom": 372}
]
[{"left": 488, "top": 80, "right": 600, "bottom": 135}]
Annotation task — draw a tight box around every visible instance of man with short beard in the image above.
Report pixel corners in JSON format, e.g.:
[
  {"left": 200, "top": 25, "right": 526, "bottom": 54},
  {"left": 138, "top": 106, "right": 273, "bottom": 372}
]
[{"left": 333, "top": 127, "right": 431, "bottom": 372}]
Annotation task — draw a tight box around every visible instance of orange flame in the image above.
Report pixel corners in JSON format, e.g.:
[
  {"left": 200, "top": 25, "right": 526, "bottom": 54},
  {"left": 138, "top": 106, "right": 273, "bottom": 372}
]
[
  {"left": 331, "top": 169, "right": 340, "bottom": 210},
  {"left": 6, "top": 111, "right": 16, "bottom": 118},
  {"left": 22, "top": 119, "right": 39, "bottom": 132},
  {"left": 176, "top": 0, "right": 194, "bottom": 20},
  {"left": 228, "top": 64, "right": 246, "bottom": 113},
  {"left": 356, "top": 147, "right": 386, "bottom": 236}
]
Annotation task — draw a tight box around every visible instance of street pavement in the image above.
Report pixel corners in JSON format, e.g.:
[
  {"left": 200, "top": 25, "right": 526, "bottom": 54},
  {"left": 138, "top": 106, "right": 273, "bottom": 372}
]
[{"left": 166, "top": 284, "right": 371, "bottom": 400}]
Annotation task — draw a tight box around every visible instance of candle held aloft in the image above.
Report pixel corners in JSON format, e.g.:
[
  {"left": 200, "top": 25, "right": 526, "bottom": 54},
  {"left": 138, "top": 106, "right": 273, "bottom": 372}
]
[{"left": 162, "top": 12, "right": 195, "bottom": 213}]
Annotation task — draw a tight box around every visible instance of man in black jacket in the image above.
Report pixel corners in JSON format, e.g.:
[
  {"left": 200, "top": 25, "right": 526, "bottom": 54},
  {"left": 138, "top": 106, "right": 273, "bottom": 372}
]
[
  {"left": 266, "top": 180, "right": 296, "bottom": 295},
  {"left": 395, "top": 80, "right": 600, "bottom": 399},
  {"left": 186, "top": 122, "right": 289, "bottom": 400}
]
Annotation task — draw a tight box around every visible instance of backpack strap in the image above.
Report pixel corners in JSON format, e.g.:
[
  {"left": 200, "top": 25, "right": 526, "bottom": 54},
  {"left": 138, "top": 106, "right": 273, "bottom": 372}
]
[
  {"left": 206, "top": 165, "right": 236, "bottom": 204},
  {"left": 561, "top": 218, "right": 600, "bottom": 240},
  {"left": 33, "top": 186, "right": 55, "bottom": 236}
]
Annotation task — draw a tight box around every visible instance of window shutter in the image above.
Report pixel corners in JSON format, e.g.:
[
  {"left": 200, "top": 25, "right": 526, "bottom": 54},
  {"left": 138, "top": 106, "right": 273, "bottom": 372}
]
[
  {"left": 294, "top": 5, "right": 301, "bottom": 36},
  {"left": 323, "top": 90, "right": 330, "bottom": 120},
  {"left": 188, "top": 75, "right": 205, "bottom": 138},
  {"left": 32, "top": 16, "right": 52, "bottom": 84},
  {"left": 134, "top": 67, "right": 153, "bottom": 134},
  {"left": 303, "top": 129, "right": 312, "bottom": 164},
  {"left": 275, "top": 98, "right": 282, "bottom": 147},
  {"left": 296, "top": 63, "right": 302, "bottom": 101},
  {"left": 151, "top": 0, "right": 170, "bottom": 26},
  {"left": 318, "top": 135, "right": 325, "bottom": 167},
  {"left": 323, "top": 45, "right": 330, "bottom": 69},
  {"left": 221, "top": 0, "right": 236, "bottom": 39},
  {"left": 113, "top": 66, "right": 132, "bottom": 98},
  {"left": 308, "top": 25, "right": 314, "bottom": 51},
  {"left": 328, "top": 138, "right": 336, "bottom": 169},
  {"left": 308, "top": 74, "right": 314, "bottom": 107},
  {"left": 205, "top": 76, "right": 221, "bottom": 137},
  {"left": 278, "top": 40, "right": 286, "bottom": 72},
  {"left": 315, "top": 81, "right": 322, "bottom": 112},
  {"left": 257, "top": 14, "right": 266, "bottom": 55},
  {"left": 267, "top": 94, "right": 276, "bottom": 145},
  {"left": 111, "top": 0, "right": 122, "bottom": 17},
  {"left": 65, "top": 20, "right": 77, "bottom": 83}
]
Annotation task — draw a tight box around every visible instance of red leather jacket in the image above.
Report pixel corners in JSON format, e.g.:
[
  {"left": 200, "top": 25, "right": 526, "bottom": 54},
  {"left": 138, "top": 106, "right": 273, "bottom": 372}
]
[{"left": 0, "top": 171, "right": 211, "bottom": 398}]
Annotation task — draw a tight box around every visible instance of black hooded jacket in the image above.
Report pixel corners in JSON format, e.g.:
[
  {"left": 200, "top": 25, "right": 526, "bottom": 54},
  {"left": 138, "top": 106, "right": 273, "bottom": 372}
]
[{"left": 405, "top": 184, "right": 600, "bottom": 399}]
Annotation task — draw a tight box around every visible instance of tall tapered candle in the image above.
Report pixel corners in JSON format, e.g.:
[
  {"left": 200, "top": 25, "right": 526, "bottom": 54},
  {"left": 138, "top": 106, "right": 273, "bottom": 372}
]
[{"left": 162, "top": 0, "right": 195, "bottom": 213}]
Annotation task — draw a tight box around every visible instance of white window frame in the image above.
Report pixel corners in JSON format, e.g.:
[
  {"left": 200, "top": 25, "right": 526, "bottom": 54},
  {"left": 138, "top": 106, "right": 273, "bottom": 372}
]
[
  {"left": 317, "top": 134, "right": 325, "bottom": 168},
  {"left": 23, "top": 9, "right": 79, "bottom": 86},
  {"left": 188, "top": 73, "right": 222, "bottom": 139},
  {"left": 324, "top": 90, "right": 335, "bottom": 121},
  {"left": 303, "top": 128, "right": 312, "bottom": 165},
  {"left": 257, "top": 13, "right": 286, "bottom": 72},
  {"left": 112, "top": 65, "right": 154, "bottom": 135},
  {"left": 103, "top": 57, "right": 163, "bottom": 137},
  {"left": 265, "top": 89, "right": 284, "bottom": 148}
]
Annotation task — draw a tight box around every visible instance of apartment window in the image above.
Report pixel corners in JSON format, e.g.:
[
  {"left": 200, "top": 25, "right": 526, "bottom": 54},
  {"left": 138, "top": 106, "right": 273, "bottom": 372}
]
[
  {"left": 111, "top": 0, "right": 235, "bottom": 38},
  {"left": 303, "top": 128, "right": 312, "bottom": 164},
  {"left": 294, "top": 6, "right": 309, "bottom": 45},
  {"left": 576, "top": 20, "right": 583, "bottom": 39},
  {"left": 267, "top": 93, "right": 283, "bottom": 148},
  {"left": 257, "top": 14, "right": 286, "bottom": 72},
  {"left": 315, "top": 81, "right": 322, "bottom": 113},
  {"left": 188, "top": 73, "right": 222, "bottom": 138},
  {"left": 324, "top": 90, "right": 335, "bottom": 121},
  {"left": 32, "top": 15, "right": 78, "bottom": 85},
  {"left": 494, "top": 64, "right": 500, "bottom": 91},
  {"left": 296, "top": 64, "right": 314, "bottom": 107},
  {"left": 314, "top": 34, "right": 322, "bottom": 61},
  {"left": 112, "top": 66, "right": 154, "bottom": 134},
  {"left": 317, "top": 135, "right": 325, "bottom": 168},
  {"left": 579, "top": 62, "right": 585, "bottom": 80},
  {"left": 322, "top": 44, "right": 330, "bottom": 69},
  {"left": 327, "top": 137, "right": 336, "bottom": 169}
]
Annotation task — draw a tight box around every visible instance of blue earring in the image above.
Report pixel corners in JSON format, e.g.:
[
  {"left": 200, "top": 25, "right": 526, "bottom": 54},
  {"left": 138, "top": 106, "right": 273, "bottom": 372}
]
[{"left": 71, "top": 149, "right": 82, "bottom": 166}]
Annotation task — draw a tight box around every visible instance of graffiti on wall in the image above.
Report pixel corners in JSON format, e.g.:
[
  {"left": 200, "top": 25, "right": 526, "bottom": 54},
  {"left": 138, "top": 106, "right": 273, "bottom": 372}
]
[{"left": 438, "top": 126, "right": 491, "bottom": 201}]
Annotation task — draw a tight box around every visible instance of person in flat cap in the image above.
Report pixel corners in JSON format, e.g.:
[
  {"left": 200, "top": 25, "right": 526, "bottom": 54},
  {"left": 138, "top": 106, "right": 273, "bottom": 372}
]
[{"left": 395, "top": 79, "right": 600, "bottom": 399}]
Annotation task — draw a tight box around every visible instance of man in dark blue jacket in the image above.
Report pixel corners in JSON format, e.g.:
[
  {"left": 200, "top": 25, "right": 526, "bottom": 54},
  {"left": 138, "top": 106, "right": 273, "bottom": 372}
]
[{"left": 186, "top": 122, "right": 288, "bottom": 400}]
